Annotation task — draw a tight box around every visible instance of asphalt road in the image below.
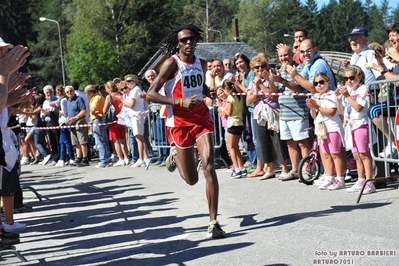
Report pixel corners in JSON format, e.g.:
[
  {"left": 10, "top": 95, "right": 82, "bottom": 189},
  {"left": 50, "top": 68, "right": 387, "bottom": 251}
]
[{"left": 2, "top": 160, "right": 399, "bottom": 265}]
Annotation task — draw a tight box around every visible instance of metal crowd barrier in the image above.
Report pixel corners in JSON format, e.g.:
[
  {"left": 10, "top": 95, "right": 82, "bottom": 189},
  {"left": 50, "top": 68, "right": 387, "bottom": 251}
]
[
  {"left": 146, "top": 103, "right": 229, "bottom": 171},
  {"left": 357, "top": 78, "right": 399, "bottom": 203}
]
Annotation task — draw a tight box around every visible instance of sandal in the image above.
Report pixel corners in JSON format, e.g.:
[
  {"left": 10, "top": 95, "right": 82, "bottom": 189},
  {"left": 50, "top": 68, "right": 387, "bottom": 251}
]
[
  {"left": 259, "top": 172, "right": 275, "bottom": 180},
  {"left": 280, "top": 170, "right": 299, "bottom": 181},
  {"left": 247, "top": 171, "right": 265, "bottom": 178}
]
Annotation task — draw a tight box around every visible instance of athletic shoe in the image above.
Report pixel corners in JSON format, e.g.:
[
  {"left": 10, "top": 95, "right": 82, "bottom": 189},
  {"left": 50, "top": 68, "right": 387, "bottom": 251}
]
[
  {"left": 48, "top": 160, "right": 57, "bottom": 166},
  {"left": 346, "top": 180, "right": 365, "bottom": 193},
  {"left": 113, "top": 160, "right": 125, "bottom": 167},
  {"left": 79, "top": 160, "right": 90, "bottom": 167},
  {"left": 230, "top": 169, "right": 242, "bottom": 179},
  {"left": 0, "top": 238, "right": 20, "bottom": 246},
  {"left": 144, "top": 159, "right": 151, "bottom": 167},
  {"left": 30, "top": 160, "right": 39, "bottom": 165},
  {"left": 378, "top": 144, "right": 398, "bottom": 159},
  {"left": 207, "top": 220, "right": 226, "bottom": 239},
  {"left": 240, "top": 168, "right": 248, "bottom": 177},
  {"left": 40, "top": 154, "right": 51, "bottom": 165},
  {"left": 362, "top": 182, "right": 376, "bottom": 195},
  {"left": 20, "top": 157, "right": 30, "bottom": 166},
  {"left": 55, "top": 160, "right": 65, "bottom": 167},
  {"left": 110, "top": 154, "right": 118, "bottom": 163},
  {"left": 313, "top": 174, "right": 327, "bottom": 186},
  {"left": 318, "top": 179, "right": 334, "bottom": 190},
  {"left": 2, "top": 222, "right": 27, "bottom": 233},
  {"left": 96, "top": 162, "right": 113, "bottom": 168},
  {"left": 14, "top": 205, "right": 33, "bottom": 213},
  {"left": 165, "top": 148, "right": 177, "bottom": 172},
  {"left": 344, "top": 170, "right": 352, "bottom": 181},
  {"left": 131, "top": 159, "right": 144, "bottom": 168},
  {"left": 327, "top": 180, "right": 345, "bottom": 190}
]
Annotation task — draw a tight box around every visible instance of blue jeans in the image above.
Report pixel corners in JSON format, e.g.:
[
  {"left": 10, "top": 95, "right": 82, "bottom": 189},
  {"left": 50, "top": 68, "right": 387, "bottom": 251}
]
[
  {"left": 153, "top": 114, "right": 169, "bottom": 158},
  {"left": 59, "top": 125, "right": 75, "bottom": 161},
  {"left": 34, "top": 129, "right": 48, "bottom": 157},
  {"left": 92, "top": 119, "right": 111, "bottom": 164},
  {"left": 128, "top": 127, "right": 139, "bottom": 162}
]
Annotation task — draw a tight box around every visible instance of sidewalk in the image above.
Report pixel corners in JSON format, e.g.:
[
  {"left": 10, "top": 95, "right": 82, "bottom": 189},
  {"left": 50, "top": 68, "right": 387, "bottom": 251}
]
[{"left": 1, "top": 161, "right": 399, "bottom": 265}]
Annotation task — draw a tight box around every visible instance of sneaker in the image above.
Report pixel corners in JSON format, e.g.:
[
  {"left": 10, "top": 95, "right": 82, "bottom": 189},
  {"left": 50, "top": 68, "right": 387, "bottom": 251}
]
[
  {"left": 165, "top": 148, "right": 177, "bottom": 172},
  {"left": 20, "top": 157, "right": 30, "bottom": 165},
  {"left": 378, "top": 144, "right": 398, "bottom": 158},
  {"left": 230, "top": 169, "right": 242, "bottom": 179},
  {"left": 40, "top": 154, "right": 51, "bottom": 166},
  {"left": 153, "top": 160, "right": 162, "bottom": 166},
  {"left": 110, "top": 154, "right": 118, "bottom": 163},
  {"left": 14, "top": 205, "right": 33, "bottom": 214},
  {"left": 362, "top": 182, "right": 376, "bottom": 194},
  {"left": 30, "top": 160, "right": 39, "bottom": 165},
  {"left": 0, "top": 238, "right": 20, "bottom": 246},
  {"left": 2, "top": 222, "right": 27, "bottom": 233},
  {"left": 113, "top": 160, "right": 125, "bottom": 167},
  {"left": 124, "top": 158, "right": 130, "bottom": 165},
  {"left": 0, "top": 229, "right": 20, "bottom": 239},
  {"left": 313, "top": 174, "right": 327, "bottom": 186},
  {"left": 144, "top": 159, "right": 151, "bottom": 167},
  {"left": 327, "top": 180, "right": 345, "bottom": 190},
  {"left": 318, "top": 179, "right": 334, "bottom": 190},
  {"left": 344, "top": 170, "right": 352, "bottom": 181},
  {"left": 79, "top": 160, "right": 90, "bottom": 167},
  {"left": 71, "top": 159, "right": 81, "bottom": 166},
  {"left": 48, "top": 160, "right": 57, "bottom": 166},
  {"left": 55, "top": 160, "right": 65, "bottom": 167},
  {"left": 240, "top": 168, "right": 248, "bottom": 177},
  {"left": 346, "top": 180, "right": 365, "bottom": 193},
  {"left": 131, "top": 159, "right": 144, "bottom": 168},
  {"left": 207, "top": 220, "right": 226, "bottom": 239}
]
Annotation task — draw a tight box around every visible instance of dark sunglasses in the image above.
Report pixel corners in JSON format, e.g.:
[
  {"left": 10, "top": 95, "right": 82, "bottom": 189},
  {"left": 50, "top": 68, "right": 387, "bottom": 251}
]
[
  {"left": 344, "top": 76, "right": 356, "bottom": 81},
  {"left": 178, "top": 36, "right": 197, "bottom": 43},
  {"left": 126, "top": 80, "right": 133, "bottom": 83},
  {"left": 313, "top": 80, "right": 326, "bottom": 86},
  {"left": 300, "top": 48, "right": 312, "bottom": 54},
  {"left": 253, "top": 64, "right": 267, "bottom": 70}
]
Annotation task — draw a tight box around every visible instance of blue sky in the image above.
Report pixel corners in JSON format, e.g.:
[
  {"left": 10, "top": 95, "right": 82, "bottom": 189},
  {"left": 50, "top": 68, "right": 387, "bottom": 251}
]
[{"left": 303, "top": 0, "right": 397, "bottom": 10}]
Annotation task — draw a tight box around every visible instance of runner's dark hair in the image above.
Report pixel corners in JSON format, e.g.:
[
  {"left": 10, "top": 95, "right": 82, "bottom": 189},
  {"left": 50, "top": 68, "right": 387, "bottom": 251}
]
[{"left": 157, "top": 24, "right": 203, "bottom": 56}]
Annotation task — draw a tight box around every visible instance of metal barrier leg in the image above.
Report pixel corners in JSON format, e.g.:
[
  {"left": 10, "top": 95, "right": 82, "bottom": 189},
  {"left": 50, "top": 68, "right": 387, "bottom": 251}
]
[
  {"left": 0, "top": 249, "right": 28, "bottom": 262},
  {"left": 356, "top": 176, "right": 398, "bottom": 204},
  {"left": 21, "top": 186, "right": 42, "bottom": 201}
]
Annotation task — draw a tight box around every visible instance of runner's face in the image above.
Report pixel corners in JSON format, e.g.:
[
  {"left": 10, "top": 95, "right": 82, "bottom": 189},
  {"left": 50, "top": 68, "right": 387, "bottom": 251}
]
[{"left": 177, "top": 29, "right": 197, "bottom": 55}]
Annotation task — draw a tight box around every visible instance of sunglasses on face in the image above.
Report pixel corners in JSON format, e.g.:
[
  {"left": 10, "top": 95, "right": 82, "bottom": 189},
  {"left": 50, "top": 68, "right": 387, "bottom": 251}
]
[
  {"left": 344, "top": 75, "right": 356, "bottom": 81},
  {"left": 313, "top": 80, "right": 326, "bottom": 86},
  {"left": 253, "top": 64, "right": 267, "bottom": 70},
  {"left": 300, "top": 48, "right": 312, "bottom": 54},
  {"left": 178, "top": 36, "right": 197, "bottom": 44}
]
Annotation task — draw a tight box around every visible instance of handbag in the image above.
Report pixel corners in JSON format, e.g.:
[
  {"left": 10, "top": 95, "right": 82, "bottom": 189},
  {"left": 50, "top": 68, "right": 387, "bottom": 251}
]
[{"left": 316, "top": 121, "right": 327, "bottom": 141}]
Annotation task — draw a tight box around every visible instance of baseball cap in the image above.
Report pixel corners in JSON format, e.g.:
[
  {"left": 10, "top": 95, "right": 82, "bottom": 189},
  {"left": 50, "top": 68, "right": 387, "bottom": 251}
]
[
  {"left": 0, "top": 37, "right": 14, "bottom": 49},
  {"left": 344, "top": 26, "right": 368, "bottom": 37}
]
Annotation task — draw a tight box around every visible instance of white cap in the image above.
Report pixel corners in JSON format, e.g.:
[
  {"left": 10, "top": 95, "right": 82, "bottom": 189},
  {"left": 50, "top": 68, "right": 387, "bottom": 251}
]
[{"left": 0, "top": 37, "right": 14, "bottom": 49}]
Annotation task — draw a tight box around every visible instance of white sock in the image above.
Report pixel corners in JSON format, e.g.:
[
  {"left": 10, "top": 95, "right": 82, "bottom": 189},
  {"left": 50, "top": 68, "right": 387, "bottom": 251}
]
[{"left": 336, "top": 176, "right": 345, "bottom": 183}]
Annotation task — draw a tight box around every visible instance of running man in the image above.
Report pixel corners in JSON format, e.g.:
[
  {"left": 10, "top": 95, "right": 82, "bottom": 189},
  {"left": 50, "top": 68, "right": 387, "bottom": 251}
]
[{"left": 147, "top": 24, "right": 226, "bottom": 239}]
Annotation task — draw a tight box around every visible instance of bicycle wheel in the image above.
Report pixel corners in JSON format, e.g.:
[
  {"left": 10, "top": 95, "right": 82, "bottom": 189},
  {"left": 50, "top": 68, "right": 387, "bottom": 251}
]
[{"left": 298, "top": 154, "right": 321, "bottom": 185}]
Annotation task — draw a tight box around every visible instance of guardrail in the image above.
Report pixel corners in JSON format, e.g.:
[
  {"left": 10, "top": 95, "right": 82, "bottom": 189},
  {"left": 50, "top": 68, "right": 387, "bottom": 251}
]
[{"left": 319, "top": 51, "right": 352, "bottom": 76}]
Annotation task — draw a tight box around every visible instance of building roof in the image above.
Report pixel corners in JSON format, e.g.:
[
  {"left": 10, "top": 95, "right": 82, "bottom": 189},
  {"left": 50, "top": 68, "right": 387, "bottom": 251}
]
[{"left": 138, "top": 42, "right": 260, "bottom": 78}]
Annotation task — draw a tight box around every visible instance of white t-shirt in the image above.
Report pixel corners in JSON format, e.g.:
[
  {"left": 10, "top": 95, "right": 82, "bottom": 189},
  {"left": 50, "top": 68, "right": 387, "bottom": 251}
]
[
  {"left": 128, "top": 85, "right": 147, "bottom": 112},
  {"left": 313, "top": 91, "right": 343, "bottom": 135},
  {"left": 341, "top": 84, "right": 369, "bottom": 130},
  {"left": 205, "top": 71, "right": 233, "bottom": 88}
]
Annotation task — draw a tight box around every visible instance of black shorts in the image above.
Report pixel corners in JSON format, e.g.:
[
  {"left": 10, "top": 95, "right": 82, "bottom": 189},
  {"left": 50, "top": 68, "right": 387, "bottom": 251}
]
[
  {"left": 227, "top": 125, "right": 244, "bottom": 136},
  {"left": 0, "top": 162, "right": 19, "bottom": 197}
]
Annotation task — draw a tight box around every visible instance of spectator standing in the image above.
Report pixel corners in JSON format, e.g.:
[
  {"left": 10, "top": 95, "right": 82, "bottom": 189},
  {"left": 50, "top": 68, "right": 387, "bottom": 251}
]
[
  {"left": 247, "top": 56, "right": 289, "bottom": 180},
  {"left": 306, "top": 73, "right": 345, "bottom": 190},
  {"left": 272, "top": 44, "right": 310, "bottom": 180},
  {"left": 41, "top": 85, "right": 61, "bottom": 166},
  {"left": 121, "top": 77, "right": 150, "bottom": 168},
  {"left": 104, "top": 81, "right": 129, "bottom": 166},
  {"left": 55, "top": 85, "right": 75, "bottom": 166},
  {"left": 66, "top": 86, "right": 89, "bottom": 166},
  {"left": 85, "top": 85, "right": 112, "bottom": 168},
  {"left": 223, "top": 58, "right": 236, "bottom": 75}
]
